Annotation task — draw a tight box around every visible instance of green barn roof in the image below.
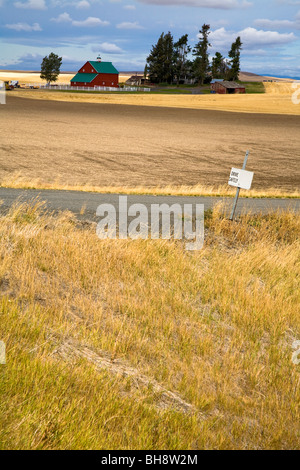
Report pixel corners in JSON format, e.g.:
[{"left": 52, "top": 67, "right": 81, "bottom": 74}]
[
  {"left": 70, "top": 73, "right": 97, "bottom": 83},
  {"left": 89, "top": 61, "right": 119, "bottom": 75}
]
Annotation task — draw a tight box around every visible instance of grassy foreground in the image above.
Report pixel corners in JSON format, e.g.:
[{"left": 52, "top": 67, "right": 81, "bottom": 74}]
[{"left": 0, "top": 201, "right": 299, "bottom": 450}]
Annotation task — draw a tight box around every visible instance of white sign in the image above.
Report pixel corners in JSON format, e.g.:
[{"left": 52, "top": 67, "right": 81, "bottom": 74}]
[{"left": 228, "top": 168, "right": 254, "bottom": 190}]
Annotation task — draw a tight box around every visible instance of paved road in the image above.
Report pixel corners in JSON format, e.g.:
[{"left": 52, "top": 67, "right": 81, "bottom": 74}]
[{"left": 0, "top": 188, "right": 299, "bottom": 220}]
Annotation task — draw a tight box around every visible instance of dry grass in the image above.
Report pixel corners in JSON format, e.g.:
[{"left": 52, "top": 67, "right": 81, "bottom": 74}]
[
  {"left": 1, "top": 173, "right": 299, "bottom": 199},
  {"left": 0, "top": 200, "right": 299, "bottom": 449}
]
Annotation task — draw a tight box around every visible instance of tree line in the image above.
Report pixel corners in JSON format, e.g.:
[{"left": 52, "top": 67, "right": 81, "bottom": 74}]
[{"left": 145, "top": 24, "right": 242, "bottom": 85}]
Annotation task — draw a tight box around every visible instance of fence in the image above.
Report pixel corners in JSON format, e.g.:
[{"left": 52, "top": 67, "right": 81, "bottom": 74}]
[{"left": 24, "top": 84, "right": 151, "bottom": 92}]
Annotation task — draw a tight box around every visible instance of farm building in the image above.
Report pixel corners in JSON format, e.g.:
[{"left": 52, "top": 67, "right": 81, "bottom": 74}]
[
  {"left": 125, "top": 75, "right": 150, "bottom": 86},
  {"left": 211, "top": 80, "right": 246, "bottom": 94},
  {"left": 71, "top": 58, "right": 119, "bottom": 88}
]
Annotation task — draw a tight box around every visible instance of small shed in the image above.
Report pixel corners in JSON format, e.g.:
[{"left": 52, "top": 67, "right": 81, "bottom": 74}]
[
  {"left": 211, "top": 81, "right": 246, "bottom": 94},
  {"left": 125, "top": 75, "right": 149, "bottom": 86}
]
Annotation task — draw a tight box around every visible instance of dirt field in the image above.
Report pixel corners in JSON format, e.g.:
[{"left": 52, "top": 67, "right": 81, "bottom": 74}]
[{"left": 0, "top": 96, "right": 299, "bottom": 191}]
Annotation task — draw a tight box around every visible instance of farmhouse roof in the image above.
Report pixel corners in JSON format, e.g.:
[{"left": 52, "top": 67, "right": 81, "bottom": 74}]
[
  {"left": 128, "top": 75, "right": 144, "bottom": 79},
  {"left": 89, "top": 61, "right": 119, "bottom": 74},
  {"left": 219, "top": 81, "right": 245, "bottom": 89},
  {"left": 71, "top": 73, "right": 97, "bottom": 83}
]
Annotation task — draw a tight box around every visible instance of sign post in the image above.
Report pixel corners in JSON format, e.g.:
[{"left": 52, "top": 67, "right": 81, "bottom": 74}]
[{"left": 229, "top": 151, "right": 253, "bottom": 221}]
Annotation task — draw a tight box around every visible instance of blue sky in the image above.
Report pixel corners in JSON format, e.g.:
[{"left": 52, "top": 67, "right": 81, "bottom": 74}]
[{"left": 0, "top": 0, "right": 300, "bottom": 77}]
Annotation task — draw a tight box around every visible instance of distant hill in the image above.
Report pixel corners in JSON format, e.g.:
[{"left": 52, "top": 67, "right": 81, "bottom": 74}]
[
  {"left": 239, "top": 71, "right": 294, "bottom": 82},
  {"left": 239, "top": 71, "right": 267, "bottom": 82}
]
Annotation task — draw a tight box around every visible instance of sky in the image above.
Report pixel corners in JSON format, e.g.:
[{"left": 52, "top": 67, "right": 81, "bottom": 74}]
[{"left": 0, "top": 0, "right": 300, "bottom": 77}]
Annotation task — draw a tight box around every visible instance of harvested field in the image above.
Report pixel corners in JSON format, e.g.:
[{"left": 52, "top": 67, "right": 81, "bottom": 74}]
[
  {"left": 264, "top": 82, "right": 298, "bottom": 95},
  {"left": 0, "top": 96, "right": 299, "bottom": 192}
]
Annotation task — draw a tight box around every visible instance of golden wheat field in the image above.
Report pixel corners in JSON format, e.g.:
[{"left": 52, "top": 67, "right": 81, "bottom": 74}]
[
  {"left": 1, "top": 70, "right": 298, "bottom": 115},
  {"left": 0, "top": 201, "right": 299, "bottom": 450},
  {"left": 0, "top": 71, "right": 132, "bottom": 85},
  {"left": 4, "top": 80, "right": 298, "bottom": 116},
  {"left": 10, "top": 86, "right": 299, "bottom": 116}
]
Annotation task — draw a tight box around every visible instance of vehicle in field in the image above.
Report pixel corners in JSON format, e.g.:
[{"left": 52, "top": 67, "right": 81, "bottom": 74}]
[
  {"left": 4, "top": 81, "right": 14, "bottom": 90},
  {"left": 18, "top": 83, "right": 39, "bottom": 89}
]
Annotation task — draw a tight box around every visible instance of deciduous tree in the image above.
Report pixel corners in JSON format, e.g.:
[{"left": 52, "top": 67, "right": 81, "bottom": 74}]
[{"left": 40, "top": 53, "right": 62, "bottom": 85}]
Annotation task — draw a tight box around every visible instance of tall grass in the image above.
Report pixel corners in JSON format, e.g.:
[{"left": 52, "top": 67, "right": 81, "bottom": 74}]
[
  {"left": 0, "top": 201, "right": 299, "bottom": 449},
  {"left": 1, "top": 173, "right": 299, "bottom": 199}
]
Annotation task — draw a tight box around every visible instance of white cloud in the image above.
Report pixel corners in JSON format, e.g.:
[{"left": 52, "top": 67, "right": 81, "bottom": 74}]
[
  {"left": 76, "top": 0, "right": 90, "bottom": 8},
  {"left": 5, "top": 22, "right": 42, "bottom": 31},
  {"left": 254, "top": 19, "right": 296, "bottom": 30},
  {"left": 50, "top": 13, "right": 109, "bottom": 27},
  {"left": 92, "top": 42, "right": 124, "bottom": 53},
  {"left": 72, "top": 17, "right": 109, "bottom": 27},
  {"left": 51, "top": 12, "right": 72, "bottom": 22},
  {"left": 50, "top": 0, "right": 92, "bottom": 6},
  {"left": 14, "top": 0, "right": 47, "bottom": 9},
  {"left": 117, "top": 21, "right": 144, "bottom": 29},
  {"left": 136, "top": 0, "right": 252, "bottom": 9},
  {"left": 124, "top": 4, "right": 136, "bottom": 9},
  {"left": 254, "top": 11, "right": 300, "bottom": 30},
  {"left": 209, "top": 27, "right": 296, "bottom": 49}
]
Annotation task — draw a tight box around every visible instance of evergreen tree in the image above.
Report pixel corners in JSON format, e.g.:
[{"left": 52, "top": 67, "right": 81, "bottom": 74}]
[
  {"left": 145, "top": 28, "right": 243, "bottom": 86},
  {"left": 147, "top": 33, "right": 165, "bottom": 83},
  {"left": 174, "top": 34, "right": 191, "bottom": 85},
  {"left": 227, "top": 36, "right": 242, "bottom": 81},
  {"left": 40, "top": 53, "right": 62, "bottom": 85},
  {"left": 211, "top": 52, "right": 228, "bottom": 79},
  {"left": 192, "top": 24, "right": 211, "bottom": 85},
  {"left": 163, "top": 32, "right": 175, "bottom": 84},
  {"left": 147, "top": 32, "right": 175, "bottom": 84}
]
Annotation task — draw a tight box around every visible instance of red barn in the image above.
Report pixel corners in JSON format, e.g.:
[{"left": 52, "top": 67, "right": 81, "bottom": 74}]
[
  {"left": 70, "top": 59, "right": 119, "bottom": 88},
  {"left": 211, "top": 81, "right": 246, "bottom": 94}
]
